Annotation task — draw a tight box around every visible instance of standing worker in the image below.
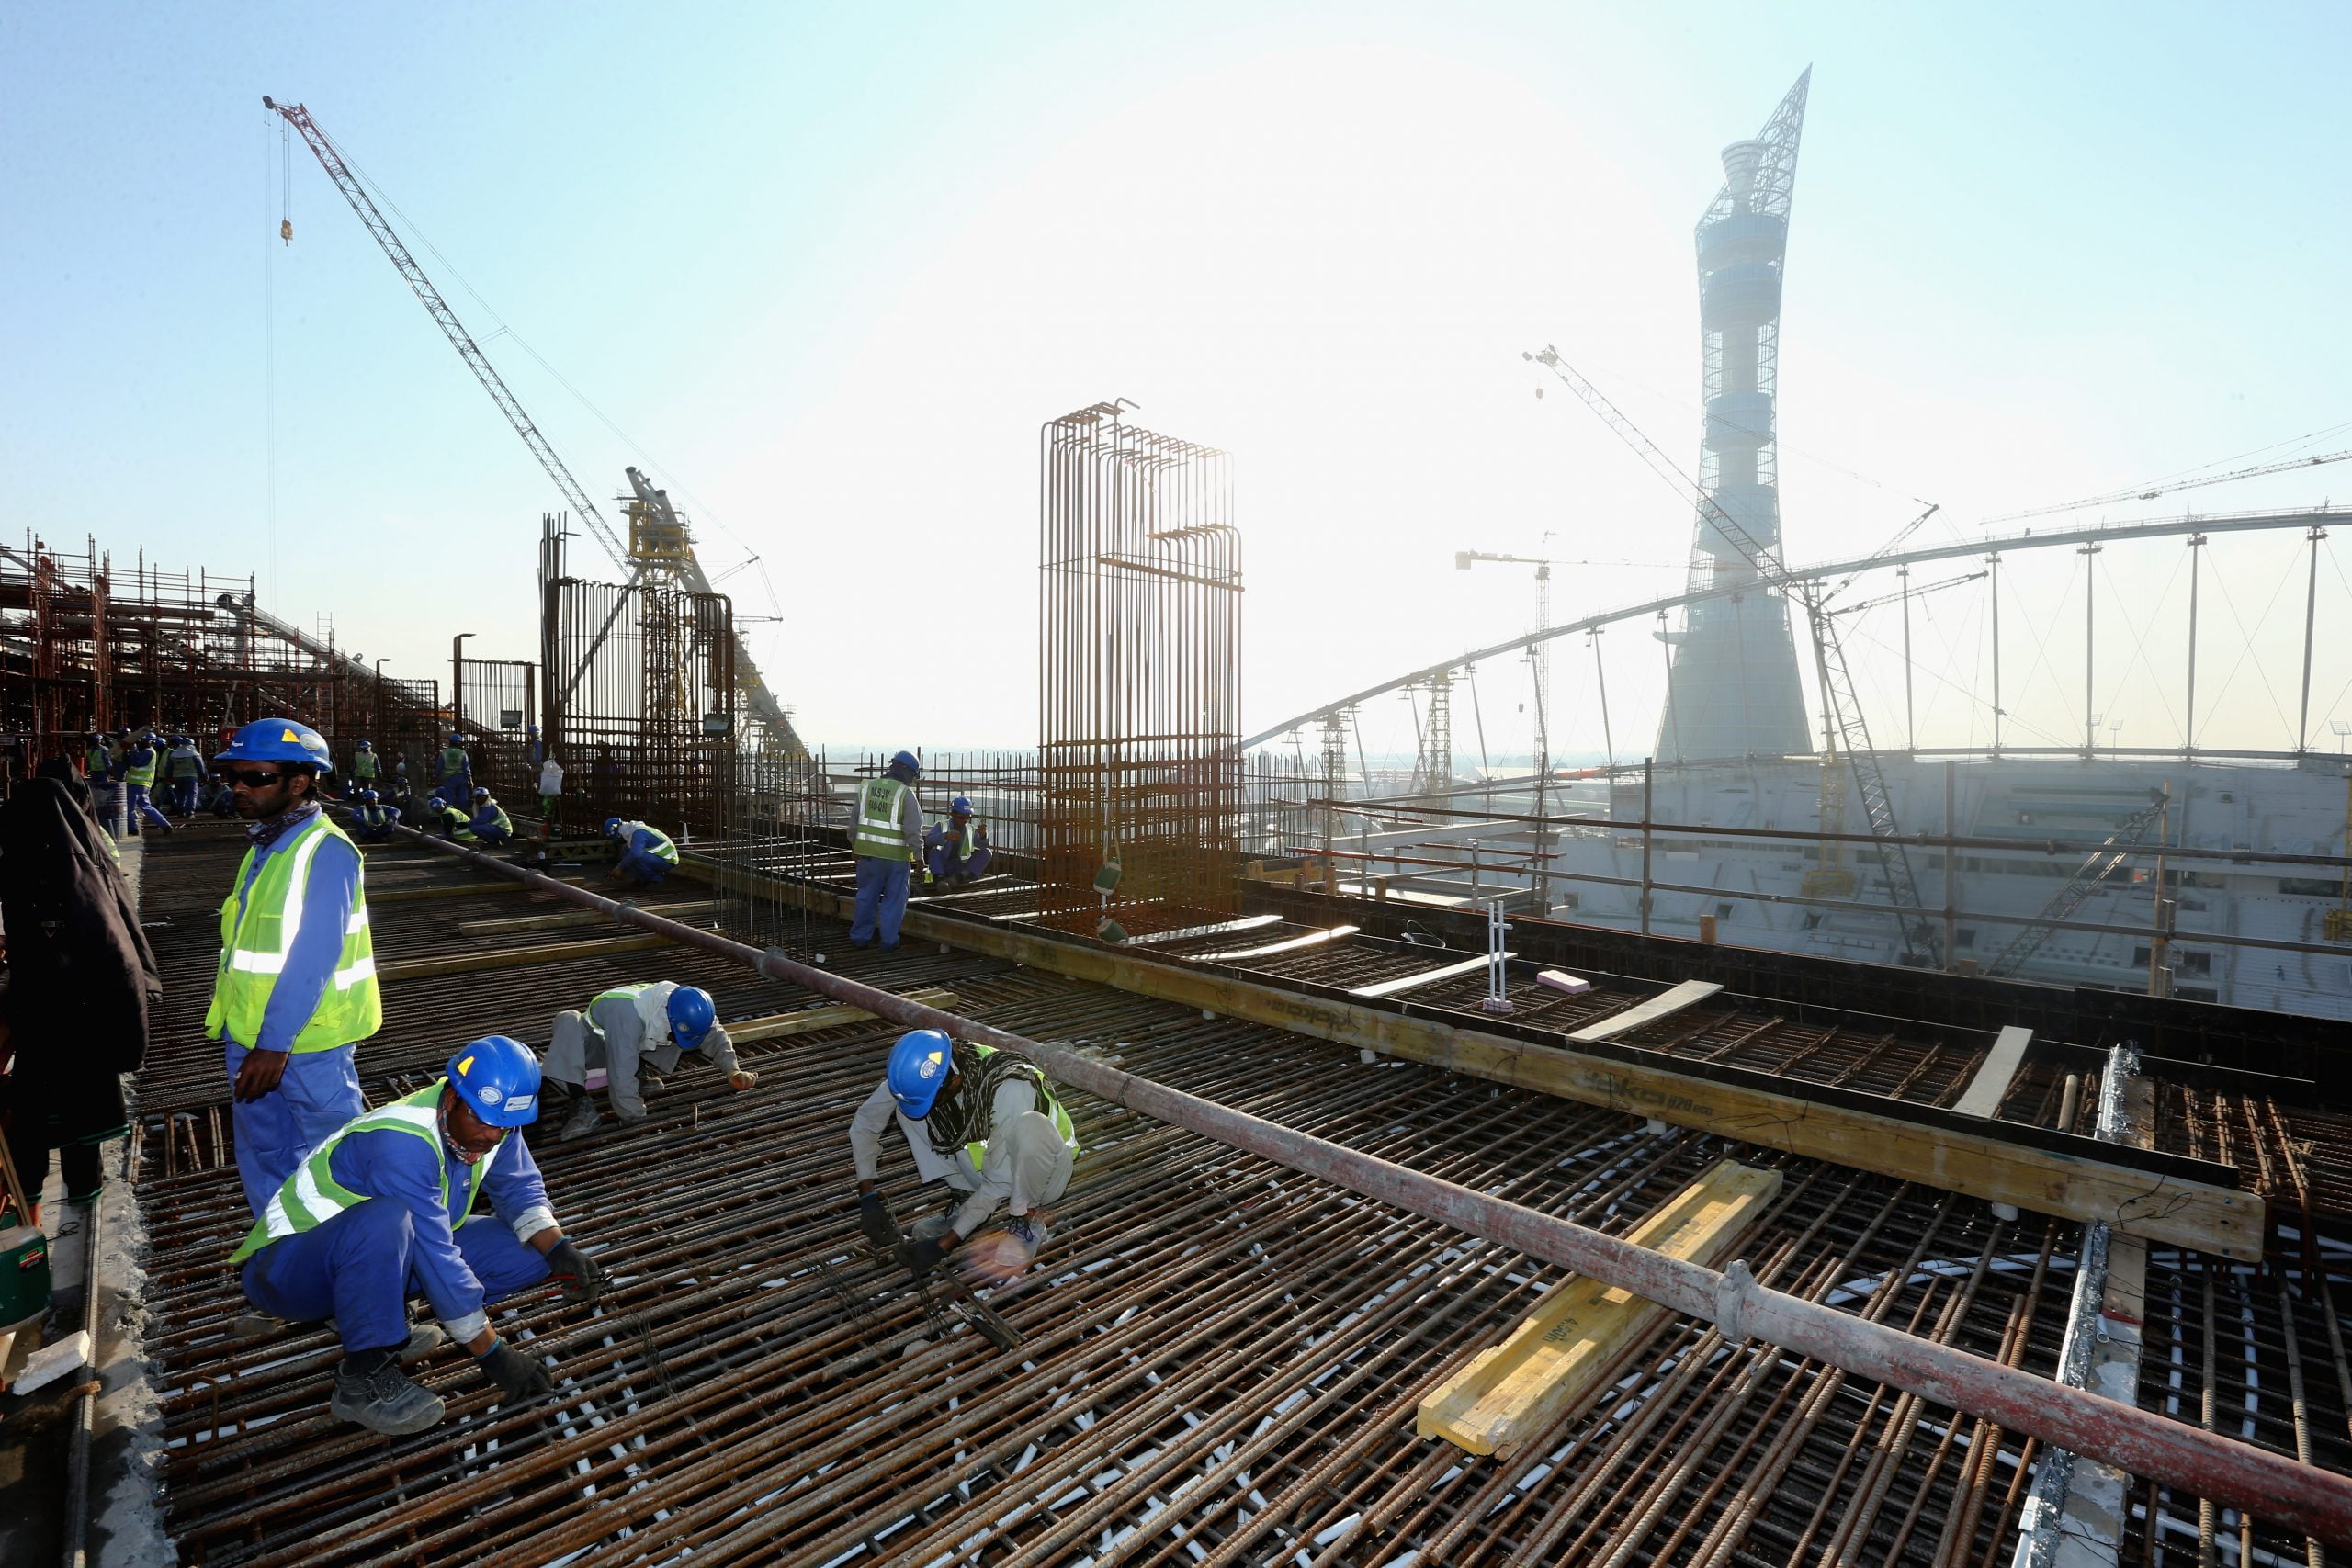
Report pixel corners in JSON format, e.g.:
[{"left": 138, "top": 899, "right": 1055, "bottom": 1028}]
[
  {"left": 120, "top": 731, "right": 175, "bottom": 836},
  {"left": 851, "top": 1029, "right": 1078, "bottom": 1278},
  {"left": 166, "top": 734, "right": 206, "bottom": 817},
  {"left": 469, "top": 787, "right": 514, "bottom": 847},
  {"left": 604, "top": 816, "right": 679, "bottom": 888},
  {"left": 542, "top": 981, "right": 756, "bottom": 1139},
  {"left": 848, "top": 750, "right": 924, "bottom": 951},
  {"left": 230, "top": 1037, "right": 606, "bottom": 1435},
  {"left": 435, "top": 731, "right": 472, "bottom": 807},
  {"left": 923, "top": 795, "right": 992, "bottom": 888},
  {"left": 350, "top": 739, "right": 380, "bottom": 796},
  {"left": 204, "top": 718, "right": 380, "bottom": 1217}
]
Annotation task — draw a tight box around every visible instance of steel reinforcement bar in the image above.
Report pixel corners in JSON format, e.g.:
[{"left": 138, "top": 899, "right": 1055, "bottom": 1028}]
[{"left": 395, "top": 825, "right": 2352, "bottom": 1546}]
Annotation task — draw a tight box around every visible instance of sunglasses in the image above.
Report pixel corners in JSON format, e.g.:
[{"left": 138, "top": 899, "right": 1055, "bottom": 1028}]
[{"left": 222, "top": 768, "right": 289, "bottom": 788}]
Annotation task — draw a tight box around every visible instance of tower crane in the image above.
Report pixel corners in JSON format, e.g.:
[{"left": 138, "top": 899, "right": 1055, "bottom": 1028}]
[
  {"left": 260, "top": 96, "right": 804, "bottom": 759},
  {"left": 1526, "top": 344, "right": 1940, "bottom": 966}
]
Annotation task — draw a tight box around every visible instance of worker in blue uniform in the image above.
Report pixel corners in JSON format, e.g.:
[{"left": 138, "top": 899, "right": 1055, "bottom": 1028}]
[
  {"left": 435, "top": 731, "right": 472, "bottom": 808},
  {"left": 231, "top": 1037, "right": 606, "bottom": 1435},
  {"left": 848, "top": 750, "right": 925, "bottom": 950},
  {"left": 349, "top": 789, "right": 398, "bottom": 844},
  {"left": 604, "top": 817, "right": 680, "bottom": 887},
  {"left": 120, "top": 732, "right": 175, "bottom": 835},
  {"left": 923, "top": 795, "right": 992, "bottom": 888},
  {"left": 469, "top": 787, "right": 514, "bottom": 847},
  {"left": 206, "top": 718, "right": 379, "bottom": 1216},
  {"left": 166, "top": 735, "right": 206, "bottom": 816}
]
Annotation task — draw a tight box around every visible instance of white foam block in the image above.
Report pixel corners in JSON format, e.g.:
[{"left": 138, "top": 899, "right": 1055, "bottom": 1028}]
[
  {"left": 1535, "top": 969, "right": 1593, "bottom": 996},
  {"left": 12, "top": 1329, "right": 91, "bottom": 1394}
]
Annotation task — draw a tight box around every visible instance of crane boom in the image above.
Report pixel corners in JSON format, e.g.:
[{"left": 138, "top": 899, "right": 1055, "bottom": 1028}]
[
  {"left": 265, "top": 96, "right": 804, "bottom": 758},
  {"left": 1527, "top": 344, "right": 1940, "bottom": 965}
]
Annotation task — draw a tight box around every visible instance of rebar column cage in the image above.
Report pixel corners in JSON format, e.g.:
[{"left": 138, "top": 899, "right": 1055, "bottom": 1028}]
[
  {"left": 1038, "top": 404, "right": 1243, "bottom": 934},
  {"left": 456, "top": 657, "right": 537, "bottom": 801},
  {"left": 542, "top": 574, "right": 738, "bottom": 843}
]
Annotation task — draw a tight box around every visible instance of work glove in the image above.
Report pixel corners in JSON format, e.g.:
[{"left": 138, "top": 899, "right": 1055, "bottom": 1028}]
[
  {"left": 544, "top": 1238, "right": 606, "bottom": 1307},
  {"left": 476, "top": 1337, "right": 554, "bottom": 1402},
  {"left": 858, "top": 1190, "right": 899, "bottom": 1252},
  {"left": 897, "top": 1235, "right": 948, "bottom": 1278}
]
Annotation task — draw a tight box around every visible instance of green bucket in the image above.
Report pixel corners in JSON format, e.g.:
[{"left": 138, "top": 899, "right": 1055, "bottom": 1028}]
[{"left": 0, "top": 1217, "right": 51, "bottom": 1335}]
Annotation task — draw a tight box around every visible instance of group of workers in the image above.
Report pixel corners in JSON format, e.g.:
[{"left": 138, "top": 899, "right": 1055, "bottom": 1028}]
[
  {"left": 848, "top": 750, "right": 992, "bottom": 951},
  {"left": 79, "top": 728, "right": 213, "bottom": 833},
  {"left": 198, "top": 717, "right": 1065, "bottom": 1437}
]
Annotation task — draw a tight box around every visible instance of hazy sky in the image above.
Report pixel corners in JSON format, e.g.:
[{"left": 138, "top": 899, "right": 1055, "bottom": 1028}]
[{"left": 6, "top": 3, "right": 2349, "bottom": 762}]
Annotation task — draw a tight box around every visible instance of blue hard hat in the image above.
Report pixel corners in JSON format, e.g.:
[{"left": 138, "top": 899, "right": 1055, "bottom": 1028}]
[
  {"left": 666, "top": 986, "right": 717, "bottom": 1048},
  {"left": 473, "top": 786, "right": 491, "bottom": 801},
  {"left": 887, "top": 1029, "right": 956, "bottom": 1119},
  {"left": 890, "top": 750, "right": 921, "bottom": 777},
  {"left": 445, "top": 1035, "right": 541, "bottom": 1128},
  {"left": 605, "top": 817, "right": 625, "bottom": 839},
  {"left": 357, "top": 739, "right": 372, "bottom": 749},
  {"left": 217, "top": 717, "right": 335, "bottom": 776},
  {"left": 360, "top": 789, "right": 379, "bottom": 803},
  {"left": 950, "top": 795, "right": 973, "bottom": 817}
]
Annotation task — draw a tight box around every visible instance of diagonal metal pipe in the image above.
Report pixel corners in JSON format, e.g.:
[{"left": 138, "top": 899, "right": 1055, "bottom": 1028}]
[{"left": 396, "top": 824, "right": 2352, "bottom": 1547}]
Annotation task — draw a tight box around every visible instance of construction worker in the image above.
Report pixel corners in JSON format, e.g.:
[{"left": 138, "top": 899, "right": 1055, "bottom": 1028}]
[
  {"left": 205, "top": 717, "right": 379, "bottom": 1217},
  {"left": 851, "top": 1029, "right": 1078, "bottom": 1277},
  {"left": 469, "top": 787, "right": 514, "bottom": 847},
  {"left": 435, "top": 731, "right": 472, "bottom": 807},
  {"left": 166, "top": 735, "right": 205, "bottom": 816},
  {"left": 82, "top": 731, "right": 108, "bottom": 779},
  {"left": 542, "top": 981, "right": 756, "bottom": 1139},
  {"left": 923, "top": 795, "right": 992, "bottom": 888},
  {"left": 349, "top": 789, "right": 398, "bottom": 844},
  {"left": 432, "top": 799, "right": 478, "bottom": 840},
  {"left": 230, "top": 1037, "right": 605, "bottom": 1436},
  {"left": 119, "top": 731, "right": 175, "bottom": 835},
  {"left": 605, "top": 817, "right": 679, "bottom": 887},
  {"left": 848, "top": 750, "right": 924, "bottom": 950},
  {"left": 350, "top": 739, "right": 380, "bottom": 794}
]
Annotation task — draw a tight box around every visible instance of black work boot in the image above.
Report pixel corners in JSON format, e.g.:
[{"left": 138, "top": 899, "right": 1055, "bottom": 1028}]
[{"left": 331, "top": 1347, "right": 445, "bottom": 1436}]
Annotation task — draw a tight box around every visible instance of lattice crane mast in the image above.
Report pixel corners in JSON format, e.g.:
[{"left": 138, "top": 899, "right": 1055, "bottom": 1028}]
[
  {"left": 262, "top": 96, "right": 804, "bottom": 759},
  {"left": 1525, "top": 344, "right": 1941, "bottom": 965}
]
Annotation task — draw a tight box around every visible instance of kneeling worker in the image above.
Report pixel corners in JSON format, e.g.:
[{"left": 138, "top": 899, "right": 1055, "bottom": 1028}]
[
  {"left": 470, "top": 787, "right": 514, "bottom": 847},
  {"left": 432, "top": 799, "right": 477, "bottom": 840},
  {"left": 923, "top": 795, "right": 992, "bottom": 888},
  {"left": 605, "top": 816, "right": 679, "bottom": 888},
  {"left": 350, "top": 789, "right": 398, "bottom": 844},
  {"left": 544, "top": 981, "right": 756, "bottom": 1139},
  {"left": 852, "top": 1029, "right": 1078, "bottom": 1275},
  {"left": 229, "top": 1037, "right": 606, "bottom": 1435}
]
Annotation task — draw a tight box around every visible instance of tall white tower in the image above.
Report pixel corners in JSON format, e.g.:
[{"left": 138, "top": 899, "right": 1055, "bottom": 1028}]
[{"left": 1655, "top": 69, "right": 1815, "bottom": 762}]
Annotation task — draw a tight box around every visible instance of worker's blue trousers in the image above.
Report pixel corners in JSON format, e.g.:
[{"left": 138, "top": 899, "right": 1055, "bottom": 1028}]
[
  {"left": 435, "top": 776, "right": 471, "bottom": 808},
  {"left": 125, "top": 784, "right": 172, "bottom": 834},
  {"left": 616, "top": 848, "right": 669, "bottom": 886},
  {"left": 850, "top": 855, "right": 910, "bottom": 948},
  {"left": 474, "top": 825, "right": 513, "bottom": 847},
  {"left": 241, "top": 1200, "right": 551, "bottom": 1356},
  {"left": 170, "top": 777, "right": 199, "bottom": 814},
  {"left": 226, "top": 1043, "right": 367, "bottom": 1218},
  {"left": 926, "top": 844, "right": 992, "bottom": 882}
]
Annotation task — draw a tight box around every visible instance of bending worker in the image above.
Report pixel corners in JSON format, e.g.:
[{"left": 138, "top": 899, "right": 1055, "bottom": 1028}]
[
  {"left": 230, "top": 1036, "right": 605, "bottom": 1436},
  {"left": 349, "top": 789, "right": 398, "bottom": 844},
  {"left": 849, "top": 750, "right": 924, "bottom": 950},
  {"left": 605, "top": 816, "right": 679, "bottom": 888},
  {"left": 923, "top": 795, "right": 991, "bottom": 888},
  {"left": 432, "top": 799, "right": 478, "bottom": 841},
  {"left": 435, "top": 731, "right": 472, "bottom": 807},
  {"left": 469, "top": 787, "right": 514, "bottom": 847},
  {"left": 543, "top": 981, "right": 756, "bottom": 1139},
  {"left": 205, "top": 718, "right": 379, "bottom": 1216},
  {"left": 852, "top": 1028, "right": 1078, "bottom": 1274}
]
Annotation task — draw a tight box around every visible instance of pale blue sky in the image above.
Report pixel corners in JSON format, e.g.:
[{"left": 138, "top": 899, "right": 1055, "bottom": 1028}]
[{"left": 6, "top": 3, "right": 2349, "bottom": 757}]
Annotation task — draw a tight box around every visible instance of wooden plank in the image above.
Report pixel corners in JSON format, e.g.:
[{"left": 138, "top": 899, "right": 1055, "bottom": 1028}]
[
  {"left": 369, "top": 877, "right": 584, "bottom": 905},
  {"left": 728, "top": 987, "right": 960, "bottom": 1044},
  {"left": 1419, "top": 1160, "right": 1782, "bottom": 1456},
  {"left": 670, "top": 862, "right": 2267, "bottom": 1260},
  {"left": 456, "top": 901, "right": 715, "bottom": 936},
  {"left": 1951, "top": 1025, "right": 2035, "bottom": 1119},
  {"left": 1565, "top": 979, "right": 1722, "bottom": 1043},
  {"left": 378, "top": 931, "right": 670, "bottom": 982},
  {"left": 1195, "top": 925, "right": 1361, "bottom": 963},
  {"left": 1124, "top": 914, "right": 1283, "bottom": 948},
  {"left": 1350, "top": 953, "right": 1512, "bottom": 1000}
]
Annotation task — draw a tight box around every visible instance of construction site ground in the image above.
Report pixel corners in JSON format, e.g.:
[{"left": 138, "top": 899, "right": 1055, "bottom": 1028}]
[{"left": 37, "top": 821, "right": 2352, "bottom": 1565}]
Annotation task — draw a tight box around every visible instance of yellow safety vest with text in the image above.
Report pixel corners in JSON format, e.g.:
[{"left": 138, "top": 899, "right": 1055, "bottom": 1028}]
[
  {"left": 229, "top": 1083, "right": 492, "bottom": 1264},
  {"left": 853, "top": 778, "right": 912, "bottom": 862},
  {"left": 124, "top": 749, "right": 157, "bottom": 788},
  {"left": 203, "top": 813, "right": 381, "bottom": 1052}
]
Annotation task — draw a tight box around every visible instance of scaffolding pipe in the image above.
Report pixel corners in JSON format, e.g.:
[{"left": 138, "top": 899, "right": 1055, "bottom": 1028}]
[{"left": 395, "top": 823, "right": 2352, "bottom": 1547}]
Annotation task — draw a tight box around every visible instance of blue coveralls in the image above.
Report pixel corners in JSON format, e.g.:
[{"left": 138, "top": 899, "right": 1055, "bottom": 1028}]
[
  {"left": 617, "top": 827, "right": 671, "bottom": 885},
  {"left": 124, "top": 746, "right": 173, "bottom": 834},
  {"left": 470, "top": 804, "right": 514, "bottom": 847},
  {"left": 167, "top": 748, "right": 205, "bottom": 814},
  {"left": 216, "top": 811, "right": 371, "bottom": 1215},
  {"left": 240, "top": 1105, "right": 555, "bottom": 1355},
  {"left": 350, "top": 805, "right": 398, "bottom": 844},
  {"left": 924, "top": 820, "right": 993, "bottom": 882},
  {"left": 435, "top": 747, "right": 473, "bottom": 808}
]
